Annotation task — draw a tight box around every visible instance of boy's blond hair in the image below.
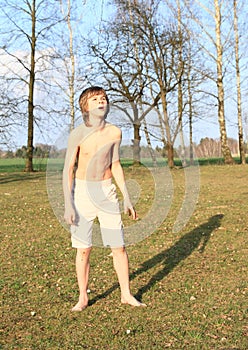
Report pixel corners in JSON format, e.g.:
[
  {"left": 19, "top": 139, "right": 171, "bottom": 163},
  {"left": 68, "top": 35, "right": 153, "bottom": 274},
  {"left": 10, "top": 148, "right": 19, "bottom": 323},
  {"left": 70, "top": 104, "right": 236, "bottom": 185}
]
[{"left": 79, "top": 86, "right": 109, "bottom": 127}]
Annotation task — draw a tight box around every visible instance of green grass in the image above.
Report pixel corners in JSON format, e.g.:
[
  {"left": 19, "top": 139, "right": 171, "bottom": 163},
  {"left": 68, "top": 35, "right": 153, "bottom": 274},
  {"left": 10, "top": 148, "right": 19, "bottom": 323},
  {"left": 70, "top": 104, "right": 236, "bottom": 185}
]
[
  {"left": 0, "top": 158, "right": 48, "bottom": 172},
  {"left": 1, "top": 155, "right": 247, "bottom": 173},
  {"left": 0, "top": 164, "right": 247, "bottom": 349}
]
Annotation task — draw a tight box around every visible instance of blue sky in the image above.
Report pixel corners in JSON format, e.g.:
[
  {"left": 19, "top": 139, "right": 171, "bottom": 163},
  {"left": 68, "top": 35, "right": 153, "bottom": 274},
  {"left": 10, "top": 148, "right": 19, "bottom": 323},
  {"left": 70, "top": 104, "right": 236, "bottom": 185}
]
[{"left": 1, "top": 0, "right": 247, "bottom": 150}]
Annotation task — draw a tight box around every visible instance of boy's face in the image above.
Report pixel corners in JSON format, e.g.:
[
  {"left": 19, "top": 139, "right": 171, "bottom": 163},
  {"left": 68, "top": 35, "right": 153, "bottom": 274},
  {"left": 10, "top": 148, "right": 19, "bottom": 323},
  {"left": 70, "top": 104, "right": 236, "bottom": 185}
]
[{"left": 87, "top": 93, "right": 108, "bottom": 118}]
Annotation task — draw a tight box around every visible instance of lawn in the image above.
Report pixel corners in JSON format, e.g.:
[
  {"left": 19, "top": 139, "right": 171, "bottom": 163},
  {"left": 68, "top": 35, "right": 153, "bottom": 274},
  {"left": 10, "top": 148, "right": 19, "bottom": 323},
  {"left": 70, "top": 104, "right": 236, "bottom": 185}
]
[{"left": 0, "top": 163, "right": 247, "bottom": 349}]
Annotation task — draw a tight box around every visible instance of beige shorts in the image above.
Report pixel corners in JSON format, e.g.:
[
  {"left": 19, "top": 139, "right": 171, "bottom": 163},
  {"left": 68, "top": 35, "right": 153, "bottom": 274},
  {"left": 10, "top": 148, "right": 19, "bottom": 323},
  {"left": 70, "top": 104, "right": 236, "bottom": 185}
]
[{"left": 71, "top": 178, "right": 124, "bottom": 248}]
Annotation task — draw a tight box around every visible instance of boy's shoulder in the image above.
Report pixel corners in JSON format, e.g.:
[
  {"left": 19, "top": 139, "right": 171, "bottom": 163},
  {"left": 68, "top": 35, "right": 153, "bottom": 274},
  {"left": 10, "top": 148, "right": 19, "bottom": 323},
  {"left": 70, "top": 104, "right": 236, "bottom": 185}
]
[
  {"left": 105, "top": 122, "right": 121, "bottom": 136},
  {"left": 67, "top": 124, "right": 86, "bottom": 147},
  {"left": 69, "top": 123, "right": 86, "bottom": 137}
]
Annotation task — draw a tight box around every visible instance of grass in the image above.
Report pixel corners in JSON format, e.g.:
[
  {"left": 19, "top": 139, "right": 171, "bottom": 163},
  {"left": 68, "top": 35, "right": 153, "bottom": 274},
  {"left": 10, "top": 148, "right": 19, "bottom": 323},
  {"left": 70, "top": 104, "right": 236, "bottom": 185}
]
[
  {"left": 1, "top": 155, "right": 247, "bottom": 173},
  {"left": 0, "top": 164, "right": 247, "bottom": 349}
]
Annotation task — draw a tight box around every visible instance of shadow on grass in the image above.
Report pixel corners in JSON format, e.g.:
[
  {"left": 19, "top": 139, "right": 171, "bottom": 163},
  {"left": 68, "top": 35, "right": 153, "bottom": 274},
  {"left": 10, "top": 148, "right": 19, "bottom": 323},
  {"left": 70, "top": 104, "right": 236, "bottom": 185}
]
[
  {"left": 89, "top": 214, "right": 224, "bottom": 306},
  {"left": 0, "top": 172, "right": 45, "bottom": 184}
]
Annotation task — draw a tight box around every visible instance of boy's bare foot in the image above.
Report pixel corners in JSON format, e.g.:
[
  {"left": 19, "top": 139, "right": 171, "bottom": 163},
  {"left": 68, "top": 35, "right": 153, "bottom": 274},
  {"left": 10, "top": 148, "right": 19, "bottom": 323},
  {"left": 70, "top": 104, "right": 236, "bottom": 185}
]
[
  {"left": 71, "top": 301, "right": 88, "bottom": 312},
  {"left": 121, "top": 295, "right": 146, "bottom": 307}
]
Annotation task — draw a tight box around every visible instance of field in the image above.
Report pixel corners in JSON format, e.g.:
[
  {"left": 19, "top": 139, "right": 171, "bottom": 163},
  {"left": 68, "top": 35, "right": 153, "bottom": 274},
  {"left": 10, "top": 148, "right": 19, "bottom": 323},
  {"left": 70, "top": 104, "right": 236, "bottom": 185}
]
[{"left": 0, "top": 160, "right": 247, "bottom": 349}]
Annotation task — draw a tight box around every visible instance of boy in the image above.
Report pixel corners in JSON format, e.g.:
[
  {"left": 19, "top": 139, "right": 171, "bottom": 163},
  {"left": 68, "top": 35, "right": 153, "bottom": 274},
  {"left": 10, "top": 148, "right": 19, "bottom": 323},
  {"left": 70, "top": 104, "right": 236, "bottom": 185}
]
[{"left": 63, "top": 86, "right": 146, "bottom": 311}]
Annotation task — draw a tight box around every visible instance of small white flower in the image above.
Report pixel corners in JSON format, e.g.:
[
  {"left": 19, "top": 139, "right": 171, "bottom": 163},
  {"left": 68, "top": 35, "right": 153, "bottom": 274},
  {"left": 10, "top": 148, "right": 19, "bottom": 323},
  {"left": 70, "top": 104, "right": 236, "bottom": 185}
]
[
  {"left": 31, "top": 311, "right": 36, "bottom": 316},
  {"left": 87, "top": 289, "right": 91, "bottom": 293},
  {"left": 126, "top": 329, "right": 131, "bottom": 334}
]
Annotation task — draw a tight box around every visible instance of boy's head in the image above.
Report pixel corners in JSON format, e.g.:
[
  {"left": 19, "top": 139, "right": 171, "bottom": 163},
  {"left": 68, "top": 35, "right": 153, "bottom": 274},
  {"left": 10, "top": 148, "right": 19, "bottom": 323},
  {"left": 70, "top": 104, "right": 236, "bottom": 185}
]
[{"left": 79, "top": 86, "right": 109, "bottom": 126}]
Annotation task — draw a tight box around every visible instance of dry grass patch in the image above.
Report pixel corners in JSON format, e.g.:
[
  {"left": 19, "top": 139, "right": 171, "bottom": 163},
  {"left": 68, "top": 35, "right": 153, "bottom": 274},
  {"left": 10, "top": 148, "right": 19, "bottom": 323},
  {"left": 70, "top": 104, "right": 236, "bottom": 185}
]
[{"left": 0, "top": 165, "right": 247, "bottom": 349}]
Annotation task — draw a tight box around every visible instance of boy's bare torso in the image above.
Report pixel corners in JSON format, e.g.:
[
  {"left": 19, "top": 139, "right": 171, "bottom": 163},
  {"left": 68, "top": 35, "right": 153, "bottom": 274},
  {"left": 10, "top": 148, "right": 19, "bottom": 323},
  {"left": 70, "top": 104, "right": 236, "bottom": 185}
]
[{"left": 75, "top": 123, "right": 120, "bottom": 181}]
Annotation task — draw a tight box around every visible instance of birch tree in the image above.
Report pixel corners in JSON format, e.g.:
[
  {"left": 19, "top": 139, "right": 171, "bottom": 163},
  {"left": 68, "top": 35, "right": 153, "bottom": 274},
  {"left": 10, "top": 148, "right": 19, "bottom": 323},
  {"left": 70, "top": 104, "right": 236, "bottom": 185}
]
[
  {"left": 56, "top": 0, "right": 90, "bottom": 131},
  {"left": 176, "top": 0, "right": 187, "bottom": 166},
  {"left": 185, "top": 0, "right": 234, "bottom": 164},
  {"left": 59, "top": 0, "right": 76, "bottom": 131},
  {"left": 233, "top": 0, "right": 246, "bottom": 164},
  {"left": 214, "top": 0, "right": 234, "bottom": 164}
]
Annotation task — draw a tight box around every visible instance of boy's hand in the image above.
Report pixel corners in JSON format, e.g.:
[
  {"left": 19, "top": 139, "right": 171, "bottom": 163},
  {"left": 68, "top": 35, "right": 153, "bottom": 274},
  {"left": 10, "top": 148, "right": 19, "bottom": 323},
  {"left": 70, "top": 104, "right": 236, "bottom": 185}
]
[
  {"left": 124, "top": 197, "right": 138, "bottom": 220},
  {"left": 126, "top": 206, "right": 138, "bottom": 220},
  {"left": 64, "top": 206, "right": 76, "bottom": 225}
]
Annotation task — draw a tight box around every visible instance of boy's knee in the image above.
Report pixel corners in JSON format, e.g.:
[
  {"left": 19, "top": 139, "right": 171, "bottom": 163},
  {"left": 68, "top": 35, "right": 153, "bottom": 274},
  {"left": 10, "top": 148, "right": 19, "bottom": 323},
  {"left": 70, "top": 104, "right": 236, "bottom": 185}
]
[
  {"left": 77, "top": 247, "right": 92, "bottom": 257},
  {"left": 111, "top": 246, "right": 126, "bottom": 255}
]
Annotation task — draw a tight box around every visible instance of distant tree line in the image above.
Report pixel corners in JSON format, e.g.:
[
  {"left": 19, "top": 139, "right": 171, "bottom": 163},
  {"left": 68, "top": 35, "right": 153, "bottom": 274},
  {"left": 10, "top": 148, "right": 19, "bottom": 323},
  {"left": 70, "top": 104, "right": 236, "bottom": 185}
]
[
  {"left": 0, "top": 0, "right": 247, "bottom": 170},
  {"left": 1, "top": 138, "right": 246, "bottom": 160},
  {"left": 0, "top": 144, "right": 65, "bottom": 159}
]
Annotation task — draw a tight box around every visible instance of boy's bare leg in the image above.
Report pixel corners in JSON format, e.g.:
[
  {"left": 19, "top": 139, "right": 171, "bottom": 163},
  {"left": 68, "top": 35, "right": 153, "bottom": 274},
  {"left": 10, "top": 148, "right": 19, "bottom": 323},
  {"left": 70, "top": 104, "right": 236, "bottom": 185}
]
[
  {"left": 111, "top": 247, "right": 146, "bottom": 307},
  {"left": 72, "top": 247, "right": 91, "bottom": 311}
]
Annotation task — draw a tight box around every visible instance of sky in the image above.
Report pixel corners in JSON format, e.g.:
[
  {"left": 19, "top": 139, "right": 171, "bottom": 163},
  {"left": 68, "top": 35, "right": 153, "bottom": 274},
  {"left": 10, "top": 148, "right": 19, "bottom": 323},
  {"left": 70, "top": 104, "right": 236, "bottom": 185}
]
[
  {"left": 80, "top": 0, "right": 247, "bottom": 145},
  {"left": 1, "top": 0, "right": 247, "bottom": 151},
  {"left": 39, "top": 0, "right": 248, "bottom": 148}
]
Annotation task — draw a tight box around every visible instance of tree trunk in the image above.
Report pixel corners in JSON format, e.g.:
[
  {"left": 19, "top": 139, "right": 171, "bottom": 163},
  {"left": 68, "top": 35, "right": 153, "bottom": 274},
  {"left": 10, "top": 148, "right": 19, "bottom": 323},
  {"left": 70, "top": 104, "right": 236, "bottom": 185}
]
[
  {"left": 133, "top": 122, "right": 141, "bottom": 166},
  {"left": 177, "top": 0, "right": 186, "bottom": 167},
  {"left": 25, "top": 0, "right": 36, "bottom": 172},
  {"left": 67, "top": 0, "right": 75, "bottom": 131},
  {"left": 143, "top": 118, "right": 157, "bottom": 166},
  {"left": 214, "top": 0, "right": 234, "bottom": 164},
  {"left": 167, "top": 142, "right": 174, "bottom": 169},
  {"left": 160, "top": 89, "right": 174, "bottom": 168},
  {"left": 233, "top": 0, "right": 246, "bottom": 164},
  {"left": 187, "top": 50, "right": 194, "bottom": 165},
  {"left": 157, "top": 108, "right": 167, "bottom": 159},
  {"left": 128, "top": 0, "right": 155, "bottom": 166}
]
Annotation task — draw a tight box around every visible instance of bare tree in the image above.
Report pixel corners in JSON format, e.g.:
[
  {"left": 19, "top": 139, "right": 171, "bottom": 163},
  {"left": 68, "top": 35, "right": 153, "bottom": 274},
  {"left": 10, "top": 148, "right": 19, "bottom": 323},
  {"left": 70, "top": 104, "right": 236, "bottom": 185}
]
[
  {"left": 60, "top": 0, "right": 76, "bottom": 130},
  {"left": 127, "top": 0, "right": 157, "bottom": 166},
  {"left": 56, "top": 0, "right": 90, "bottom": 131},
  {"left": 214, "top": 0, "right": 234, "bottom": 164},
  {"left": 95, "top": 0, "right": 187, "bottom": 167},
  {"left": 90, "top": 1, "right": 164, "bottom": 165},
  {"left": 184, "top": 0, "right": 234, "bottom": 164},
  {"left": 195, "top": 137, "right": 222, "bottom": 158},
  {"left": 0, "top": 73, "right": 26, "bottom": 147},
  {"left": 233, "top": 0, "right": 246, "bottom": 164},
  {"left": 147, "top": 15, "right": 186, "bottom": 168},
  {"left": 176, "top": 0, "right": 187, "bottom": 166},
  {"left": 186, "top": 41, "right": 194, "bottom": 165},
  {"left": 0, "top": 0, "right": 63, "bottom": 171}
]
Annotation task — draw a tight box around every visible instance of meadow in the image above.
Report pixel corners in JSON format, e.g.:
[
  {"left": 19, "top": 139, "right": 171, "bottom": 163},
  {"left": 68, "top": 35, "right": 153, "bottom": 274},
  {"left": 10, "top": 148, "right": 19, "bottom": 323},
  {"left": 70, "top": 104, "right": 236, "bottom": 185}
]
[{"left": 0, "top": 159, "right": 247, "bottom": 349}]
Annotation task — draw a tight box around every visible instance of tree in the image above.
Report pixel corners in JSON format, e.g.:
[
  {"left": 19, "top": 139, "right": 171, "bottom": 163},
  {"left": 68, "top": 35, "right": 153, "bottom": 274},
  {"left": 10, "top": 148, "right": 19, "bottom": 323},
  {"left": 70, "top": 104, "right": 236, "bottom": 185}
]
[
  {"left": 15, "top": 146, "right": 27, "bottom": 158},
  {"left": 91, "top": 0, "right": 187, "bottom": 167},
  {"left": 143, "top": 6, "right": 187, "bottom": 168},
  {"left": 185, "top": 0, "right": 234, "bottom": 164},
  {"left": 56, "top": 0, "right": 90, "bottom": 131},
  {"left": 233, "top": 0, "right": 246, "bottom": 164},
  {"left": 127, "top": 0, "right": 157, "bottom": 166},
  {"left": 186, "top": 41, "right": 194, "bottom": 165},
  {"left": 59, "top": 0, "right": 76, "bottom": 131},
  {"left": 0, "top": 0, "right": 62, "bottom": 171},
  {"left": 0, "top": 87, "right": 23, "bottom": 148},
  {"left": 90, "top": 1, "right": 162, "bottom": 165},
  {"left": 214, "top": 0, "right": 234, "bottom": 164}
]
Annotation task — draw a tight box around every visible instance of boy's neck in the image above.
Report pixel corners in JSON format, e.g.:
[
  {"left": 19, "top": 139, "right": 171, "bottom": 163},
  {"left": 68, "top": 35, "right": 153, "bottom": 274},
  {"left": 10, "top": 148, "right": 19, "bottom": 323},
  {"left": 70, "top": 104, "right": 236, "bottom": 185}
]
[{"left": 88, "top": 116, "right": 106, "bottom": 129}]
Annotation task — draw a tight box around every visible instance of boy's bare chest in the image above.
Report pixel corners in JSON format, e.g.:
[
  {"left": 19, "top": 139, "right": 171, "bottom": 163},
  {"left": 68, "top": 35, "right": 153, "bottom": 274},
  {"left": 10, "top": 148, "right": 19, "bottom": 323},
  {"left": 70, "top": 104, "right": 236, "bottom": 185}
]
[{"left": 79, "top": 131, "right": 114, "bottom": 157}]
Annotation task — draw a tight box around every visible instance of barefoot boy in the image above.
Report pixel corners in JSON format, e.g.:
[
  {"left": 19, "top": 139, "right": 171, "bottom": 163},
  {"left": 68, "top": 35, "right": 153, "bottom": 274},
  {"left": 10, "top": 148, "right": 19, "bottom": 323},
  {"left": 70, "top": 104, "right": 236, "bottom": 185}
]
[{"left": 63, "top": 86, "right": 145, "bottom": 311}]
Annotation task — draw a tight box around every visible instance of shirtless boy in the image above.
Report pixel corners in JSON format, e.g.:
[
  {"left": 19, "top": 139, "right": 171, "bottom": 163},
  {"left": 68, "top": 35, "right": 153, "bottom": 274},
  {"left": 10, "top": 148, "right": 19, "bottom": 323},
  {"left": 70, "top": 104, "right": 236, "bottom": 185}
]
[{"left": 63, "top": 86, "right": 145, "bottom": 311}]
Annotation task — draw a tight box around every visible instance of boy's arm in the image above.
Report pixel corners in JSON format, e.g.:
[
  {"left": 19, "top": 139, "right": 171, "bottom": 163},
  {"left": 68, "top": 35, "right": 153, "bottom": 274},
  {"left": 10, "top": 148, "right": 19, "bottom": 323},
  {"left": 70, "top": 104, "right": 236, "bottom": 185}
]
[
  {"left": 111, "top": 131, "right": 137, "bottom": 220},
  {"left": 62, "top": 133, "right": 79, "bottom": 225}
]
